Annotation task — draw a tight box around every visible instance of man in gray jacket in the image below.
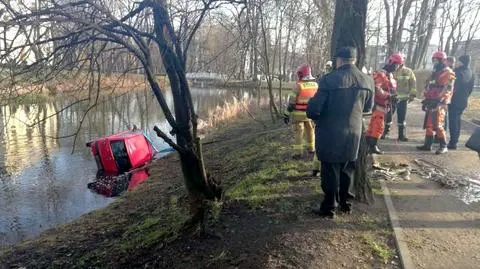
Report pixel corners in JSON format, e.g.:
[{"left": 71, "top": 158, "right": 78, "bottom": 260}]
[{"left": 307, "top": 47, "right": 374, "bottom": 218}]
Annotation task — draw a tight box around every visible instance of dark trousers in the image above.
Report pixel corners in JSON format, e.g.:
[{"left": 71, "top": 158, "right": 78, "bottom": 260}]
[
  {"left": 320, "top": 161, "right": 355, "bottom": 213},
  {"left": 448, "top": 106, "right": 464, "bottom": 145},
  {"left": 385, "top": 100, "right": 408, "bottom": 126}
]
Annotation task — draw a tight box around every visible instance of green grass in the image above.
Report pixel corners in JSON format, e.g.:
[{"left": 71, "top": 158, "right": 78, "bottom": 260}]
[
  {"left": 226, "top": 167, "right": 291, "bottom": 204},
  {"left": 370, "top": 179, "right": 383, "bottom": 195},
  {"left": 361, "top": 233, "right": 394, "bottom": 264}
]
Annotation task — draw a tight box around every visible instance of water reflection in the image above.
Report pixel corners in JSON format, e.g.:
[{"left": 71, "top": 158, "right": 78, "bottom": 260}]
[
  {"left": 0, "top": 88, "right": 258, "bottom": 246},
  {"left": 87, "top": 169, "right": 150, "bottom": 197}
]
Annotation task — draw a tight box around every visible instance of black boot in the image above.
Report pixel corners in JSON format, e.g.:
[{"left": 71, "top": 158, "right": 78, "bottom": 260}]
[
  {"left": 398, "top": 125, "right": 409, "bottom": 142},
  {"left": 381, "top": 124, "right": 391, "bottom": 140},
  {"left": 447, "top": 142, "right": 457, "bottom": 150},
  {"left": 417, "top": 135, "right": 434, "bottom": 151},
  {"left": 436, "top": 138, "right": 448, "bottom": 155},
  {"left": 312, "top": 206, "right": 335, "bottom": 219},
  {"left": 367, "top": 136, "right": 384, "bottom": 155}
]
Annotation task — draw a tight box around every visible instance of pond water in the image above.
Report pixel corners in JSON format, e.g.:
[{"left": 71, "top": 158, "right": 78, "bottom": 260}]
[{"left": 0, "top": 87, "right": 257, "bottom": 246}]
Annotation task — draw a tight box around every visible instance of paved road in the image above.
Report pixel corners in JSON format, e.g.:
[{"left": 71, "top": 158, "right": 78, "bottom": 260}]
[{"left": 377, "top": 101, "right": 480, "bottom": 269}]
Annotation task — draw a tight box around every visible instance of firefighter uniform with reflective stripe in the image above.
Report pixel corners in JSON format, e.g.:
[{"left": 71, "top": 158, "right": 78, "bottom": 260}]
[
  {"left": 366, "top": 70, "right": 397, "bottom": 140},
  {"left": 392, "top": 66, "right": 416, "bottom": 140},
  {"left": 395, "top": 66, "right": 417, "bottom": 101},
  {"left": 287, "top": 80, "right": 318, "bottom": 154},
  {"left": 423, "top": 68, "right": 455, "bottom": 140}
]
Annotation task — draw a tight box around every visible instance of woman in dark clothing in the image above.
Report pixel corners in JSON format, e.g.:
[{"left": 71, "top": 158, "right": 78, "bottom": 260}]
[{"left": 448, "top": 55, "right": 475, "bottom": 149}]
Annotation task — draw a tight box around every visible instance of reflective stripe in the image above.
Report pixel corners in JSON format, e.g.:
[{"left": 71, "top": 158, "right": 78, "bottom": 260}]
[
  {"left": 290, "top": 110, "right": 307, "bottom": 116},
  {"left": 295, "top": 80, "right": 318, "bottom": 110},
  {"left": 293, "top": 144, "right": 304, "bottom": 150}
]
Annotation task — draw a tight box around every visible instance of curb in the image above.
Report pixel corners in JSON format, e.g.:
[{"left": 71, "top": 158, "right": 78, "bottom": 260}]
[{"left": 372, "top": 155, "right": 416, "bottom": 269}]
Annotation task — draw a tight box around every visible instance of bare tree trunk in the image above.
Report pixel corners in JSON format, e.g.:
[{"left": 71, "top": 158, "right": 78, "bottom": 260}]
[
  {"left": 411, "top": 0, "right": 439, "bottom": 69},
  {"left": 259, "top": 3, "right": 280, "bottom": 119},
  {"left": 331, "top": 0, "right": 373, "bottom": 203},
  {"left": 151, "top": 2, "right": 221, "bottom": 224}
]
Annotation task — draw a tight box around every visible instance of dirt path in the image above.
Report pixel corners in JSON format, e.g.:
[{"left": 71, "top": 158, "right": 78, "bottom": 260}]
[{"left": 377, "top": 101, "right": 480, "bottom": 269}]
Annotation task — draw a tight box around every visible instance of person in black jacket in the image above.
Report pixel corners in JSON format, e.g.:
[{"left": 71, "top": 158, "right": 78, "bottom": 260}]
[
  {"left": 448, "top": 55, "right": 475, "bottom": 149},
  {"left": 306, "top": 47, "right": 374, "bottom": 218}
]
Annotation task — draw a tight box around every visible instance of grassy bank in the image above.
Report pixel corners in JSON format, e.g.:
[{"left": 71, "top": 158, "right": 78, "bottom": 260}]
[{"left": 0, "top": 111, "right": 399, "bottom": 269}]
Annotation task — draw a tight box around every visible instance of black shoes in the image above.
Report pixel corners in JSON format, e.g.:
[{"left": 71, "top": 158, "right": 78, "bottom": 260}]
[
  {"left": 312, "top": 207, "right": 335, "bottom": 219},
  {"left": 312, "top": 205, "right": 352, "bottom": 218},
  {"left": 338, "top": 204, "right": 352, "bottom": 214},
  {"left": 447, "top": 143, "right": 457, "bottom": 150},
  {"left": 398, "top": 125, "right": 409, "bottom": 142},
  {"left": 417, "top": 135, "right": 434, "bottom": 151},
  {"left": 380, "top": 124, "right": 391, "bottom": 140},
  {"left": 366, "top": 136, "right": 384, "bottom": 155}
]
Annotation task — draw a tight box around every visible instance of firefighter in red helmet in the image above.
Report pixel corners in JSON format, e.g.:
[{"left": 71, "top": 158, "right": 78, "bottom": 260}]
[
  {"left": 417, "top": 51, "right": 456, "bottom": 154},
  {"left": 365, "top": 53, "right": 401, "bottom": 154},
  {"left": 382, "top": 52, "right": 417, "bottom": 141},
  {"left": 284, "top": 63, "right": 319, "bottom": 159}
]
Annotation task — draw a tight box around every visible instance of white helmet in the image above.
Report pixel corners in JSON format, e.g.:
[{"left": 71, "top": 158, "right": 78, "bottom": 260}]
[{"left": 326, "top": 61, "right": 333, "bottom": 67}]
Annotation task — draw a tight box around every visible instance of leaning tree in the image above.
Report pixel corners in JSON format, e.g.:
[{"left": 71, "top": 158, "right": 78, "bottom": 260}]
[
  {"left": 0, "top": 0, "right": 245, "bottom": 225},
  {"left": 330, "top": 0, "right": 374, "bottom": 203}
]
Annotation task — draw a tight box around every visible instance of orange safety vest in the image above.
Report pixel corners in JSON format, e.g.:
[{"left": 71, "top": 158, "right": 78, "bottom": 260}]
[
  {"left": 294, "top": 80, "right": 318, "bottom": 111},
  {"left": 424, "top": 67, "right": 455, "bottom": 102}
]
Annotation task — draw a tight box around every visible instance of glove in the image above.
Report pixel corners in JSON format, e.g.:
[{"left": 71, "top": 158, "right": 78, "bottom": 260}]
[
  {"left": 421, "top": 100, "right": 427, "bottom": 111},
  {"left": 283, "top": 113, "right": 290, "bottom": 124},
  {"left": 390, "top": 93, "right": 398, "bottom": 104}
]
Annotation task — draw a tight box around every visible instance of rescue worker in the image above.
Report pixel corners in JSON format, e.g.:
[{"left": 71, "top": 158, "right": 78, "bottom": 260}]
[
  {"left": 307, "top": 46, "right": 374, "bottom": 218},
  {"left": 284, "top": 63, "right": 319, "bottom": 159},
  {"left": 417, "top": 51, "right": 456, "bottom": 154},
  {"left": 448, "top": 55, "right": 475, "bottom": 149},
  {"left": 382, "top": 53, "right": 416, "bottom": 141},
  {"left": 365, "top": 54, "right": 400, "bottom": 154}
]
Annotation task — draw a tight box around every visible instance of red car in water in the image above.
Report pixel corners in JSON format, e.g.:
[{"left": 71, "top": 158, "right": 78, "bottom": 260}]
[
  {"left": 86, "top": 130, "right": 155, "bottom": 197},
  {"left": 86, "top": 130, "right": 154, "bottom": 175}
]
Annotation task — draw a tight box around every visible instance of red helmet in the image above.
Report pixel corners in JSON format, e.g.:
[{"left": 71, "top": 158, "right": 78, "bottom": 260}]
[
  {"left": 432, "top": 51, "right": 447, "bottom": 60},
  {"left": 388, "top": 52, "right": 405, "bottom": 65},
  {"left": 296, "top": 64, "right": 312, "bottom": 79}
]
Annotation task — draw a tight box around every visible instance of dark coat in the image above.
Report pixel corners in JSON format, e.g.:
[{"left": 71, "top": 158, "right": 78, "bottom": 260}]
[
  {"left": 451, "top": 55, "right": 475, "bottom": 110},
  {"left": 307, "top": 64, "right": 374, "bottom": 163}
]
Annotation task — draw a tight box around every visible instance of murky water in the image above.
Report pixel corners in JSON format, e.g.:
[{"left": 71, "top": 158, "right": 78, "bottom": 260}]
[{"left": 0, "top": 88, "right": 255, "bottom": 246}]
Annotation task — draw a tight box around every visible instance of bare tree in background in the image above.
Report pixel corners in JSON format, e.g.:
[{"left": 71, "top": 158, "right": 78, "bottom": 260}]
[
  {"left": 461, "top": 1, "right": 480, "bottom": 54},
  {"left": 257, "top": 0, "right": 280, "bottom": 119},
  {"left": 382, "top": 0, "right": 414, "bottom": 53},
  {"left": 437, "top": 0, "right": 470, "bottom": 55},
  {"left": 410, "top": 0, "right": 443, "bottom": 69}
]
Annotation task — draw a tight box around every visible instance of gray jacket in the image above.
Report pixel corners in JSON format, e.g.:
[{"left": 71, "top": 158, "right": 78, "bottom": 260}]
[{"left": 307, "top": 64, "right": 374, "bottom": 163}]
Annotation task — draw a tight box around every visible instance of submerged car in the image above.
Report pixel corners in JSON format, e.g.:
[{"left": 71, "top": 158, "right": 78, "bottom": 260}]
[{"left": 86, "top": 129, "right": 155, "bottom": 197}]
